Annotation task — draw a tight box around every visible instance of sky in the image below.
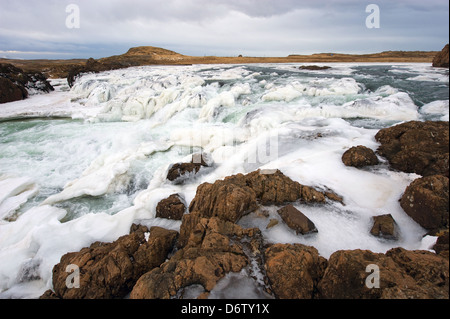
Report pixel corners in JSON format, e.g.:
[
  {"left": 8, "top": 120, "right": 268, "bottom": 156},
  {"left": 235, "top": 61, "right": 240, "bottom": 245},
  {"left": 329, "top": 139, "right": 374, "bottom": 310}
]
[{"left": 0, "top": 0, "right": 448, "bottom": 59}]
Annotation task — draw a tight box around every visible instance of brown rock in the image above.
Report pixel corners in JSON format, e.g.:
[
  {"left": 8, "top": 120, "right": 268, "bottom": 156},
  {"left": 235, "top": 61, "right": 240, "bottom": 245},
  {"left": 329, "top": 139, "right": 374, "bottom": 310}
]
[
  {"left": 342, "top": 145, "right": 379, "bottom": 168},
  {"left": 370, "top": 214, "right": 398, "bottom": 240},
  {"left": 167, "top": 162, "right": 203, "bottom": 184},
  {"left": 300, "top": 65, "right": 331, "bottom": 70},
  {"left": 433, "top": 44, "right": 449, "bottom": 68},
  {"left": 400, "top": 175, "right": 449, "bottom": 232},
  {"left": 156, "top": 194, "right": 186, "bottom": 220},
  {"left": 0, "top": 77, "right": 27, "bottom": 103},
  {"left": 433, "top": 231, "right": 449, "bottom": 257},
  {"left": 264, "top": 244, "right": 327, "bottom": 299},
  {"left": 46, "top": 225, "right": 178, "bottom": 299},
  {"left": 375, "top": 121, "right": 449, "bottom": 177},
  {"left": 317, "top": 248, "right": 449, "bottom": 299},
  {"left": 278, "top": 205, "right": 318, "bottom": 235},
  {"left": 130, "top": 217, "right": 263, "bottom": 299}
]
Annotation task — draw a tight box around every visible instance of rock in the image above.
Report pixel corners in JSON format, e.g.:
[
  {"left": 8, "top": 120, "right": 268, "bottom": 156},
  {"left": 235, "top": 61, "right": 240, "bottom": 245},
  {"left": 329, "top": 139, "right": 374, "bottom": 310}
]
[
  {"left": 156, "top": 194, "right": 186, "bottom": 220},
  {"left": 0, "top": 63, "right": 53, "bottom": 104},
  {"left": 375, "top": 121, "right": 449, "bottom": 177},
  {"left": 342, "top": 145, "right": 379, "bottom": 168},
  {"left": 277, "top": 205, "right": 318, "bottom": 235},
  {"left": 317, "top": 248, "right": 449, "bottom": 299},
  {"left": 370, "top": 214, "right": 398, "bottom": 240},
  {"left": 130, "top": 217, "right": 263, "bottom": 299},
  {"left": 167, "top": 162, "right": 203, "bottom": 184},
  {"left": 67, "top": 58, "right": 123, "bottom": 87},
  {"left": 45, "top": 225, "right": 178, "bottom": 299},
  {"left": 0, "top": 77, "right": 27, "bottom": 103},
  {"left": 300, "top": 65, "right": 331, "bottom": 70},
  {"left": 433, "top": 44, "right": 449, "bottom": 68},
  {"left": 400, "top": 175, "right": 449, "bottom": 232},
  {"left": 266, "top": 219, "right": 279, "bottom": 229},
  {"left": 433, "top": 231, "right": 449, "bottom": 257},
  {"left": 264, "top": 244, "right": 327, "bottom": 299}
]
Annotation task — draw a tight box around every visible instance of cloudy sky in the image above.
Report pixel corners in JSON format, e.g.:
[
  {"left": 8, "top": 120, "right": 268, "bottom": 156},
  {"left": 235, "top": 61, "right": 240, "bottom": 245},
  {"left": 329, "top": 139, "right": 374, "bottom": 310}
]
[{"left": 0, "top": 0, "right": 448, "bottom": 59}]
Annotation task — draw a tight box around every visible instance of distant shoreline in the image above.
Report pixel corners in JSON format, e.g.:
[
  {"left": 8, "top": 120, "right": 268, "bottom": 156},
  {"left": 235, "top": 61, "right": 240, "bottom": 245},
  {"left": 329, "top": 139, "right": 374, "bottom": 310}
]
[{"left": 0, "top": 47, "right": 439, "bottom": 79}]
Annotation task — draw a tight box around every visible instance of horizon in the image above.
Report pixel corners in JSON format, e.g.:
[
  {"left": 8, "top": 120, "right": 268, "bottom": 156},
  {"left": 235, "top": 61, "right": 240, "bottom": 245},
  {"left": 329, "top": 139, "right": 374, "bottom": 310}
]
[{"left": 0, "top": 0, "right": 449, "bottom": 60}]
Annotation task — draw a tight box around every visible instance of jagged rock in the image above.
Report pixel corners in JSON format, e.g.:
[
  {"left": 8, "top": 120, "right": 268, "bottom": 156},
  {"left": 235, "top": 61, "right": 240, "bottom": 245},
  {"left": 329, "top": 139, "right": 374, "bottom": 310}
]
[
  {"left": 156, "top": 194, "right": 186, "bottom": 220},
  {"left": 166, "top": 154, "right": 212, "bottom": 184},
  {"left": 433, "top": 231, "right": 449, "bottom": 257},
  {"left": 400, "top": 175, "right": 449, "bottom": 232},
  {"left": 189, "top": 169, "right": 340, "bottom": 222},
  {"left": 375, "top": 121, "right": 449, "bottom": 177},
  {"left": 42, "top": 225, "right": 178, "bottom": 299},
  {"left": 317, "top": 248, "right": 449, "bottom": 299},
  {"left": 342, "top": 145, "right": 379, "bottom": 168},
  {"left": 433, "top": 44, "right": 449, "bottom": 68},
  {"left": 370, "top": 214, "right": 398, "bottom": 240},
  {"left": 264, "top": 244, "right": 327, "bottom": 299},
  {"left": 0, "top": 63, "right": 53, "bottom": 103},
  {"left": 277, "top": 205, "right": 318, "bottom": 235},
  {"left": 130, "top": 217, "right": 263, "bottom": 299}
]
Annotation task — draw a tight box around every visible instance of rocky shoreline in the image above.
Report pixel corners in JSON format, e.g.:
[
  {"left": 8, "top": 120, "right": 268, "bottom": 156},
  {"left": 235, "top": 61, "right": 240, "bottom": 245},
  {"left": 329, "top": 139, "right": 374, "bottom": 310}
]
[{"left": 41, "top": 120, "right": 449, "bottom": 300}]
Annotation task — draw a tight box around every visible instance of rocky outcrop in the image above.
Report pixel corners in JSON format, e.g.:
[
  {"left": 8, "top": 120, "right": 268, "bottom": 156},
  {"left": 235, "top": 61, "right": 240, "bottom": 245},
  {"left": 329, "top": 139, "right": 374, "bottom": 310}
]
[
  {"left": 156, "top": 194, "right": 186, "bottom": 220},
  {"left": 317, "top": 248, "right": 449, "bottom": 299},
  {"left": 400, "top": 175, "right": 449, "bottom": 233},
  {"left": 432, "top": 44, "right": 449, "bottom": 68},
  {"left": 264, "top": 244, "right": 327, "bottom": 299},
  {"left": 370, "top": 214, "right": 398, "bottom": 240},
  {"left": 0, "top": 63, "right": 53, "bottom": 103},
  {"left": 130, "top": 217, "right": 263, "bottom": 299},
  {"left": 342, "top": 145, "right": 379, "bottom": 168},
  {"left": 41, "top": 225, "right": 178, "bottom": 299},
  {"left": 433, "top": 231, "right": 449, "bottom": 257},
  {"left": 375, "top": 121, "right": 449, "bottom": 177},
  {"left": 277, "top": 205, "right": 318, "bottom": 235},
  {"left": 67, "top": 58, "right": 123, "bottom": 87}
]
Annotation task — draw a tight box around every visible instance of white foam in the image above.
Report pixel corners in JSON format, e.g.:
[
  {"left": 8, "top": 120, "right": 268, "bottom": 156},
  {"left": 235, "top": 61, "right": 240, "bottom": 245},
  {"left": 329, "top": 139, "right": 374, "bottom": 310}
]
[
  {"left": 0, "top": 175, "right": 38, "bottom": 220},
  {"left": 420, "top": 100, "right": 450, "bottom": 121}
]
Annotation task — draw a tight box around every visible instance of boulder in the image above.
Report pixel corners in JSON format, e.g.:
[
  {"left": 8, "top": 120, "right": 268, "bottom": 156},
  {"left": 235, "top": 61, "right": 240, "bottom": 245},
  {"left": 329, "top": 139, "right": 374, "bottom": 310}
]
[
  {"left": 277, "top": 205, "right": 318, "bottom": 235},
  {"left": 166, "top": 154, "right": 212, "bottom": 184},
  {"left": 156, "top": 194, "right": 186, "bottom": 220},
  {"left": 130, "top": 217, "right": 263, "bottom": 299},
  {"left": 300, "top": 65, "right": 331, "bottom": 70},
  {"left": 432, "top": 44, "right": 449, "bottom": 68},
  {"left": 0, "top": 63, "right": 53, "bottom": 104},
  {"left": 400, "top": 175, "right": 449, "bottom": 232},
  {"left": 342, "top": 145, "right": 379, "bottom": 168},
  {"left": 42, "top": 225, "right": 178, "bottom": 299},
  {"left": 370, "top": 214, "right": 398, "bottom": 240},
  {"left": 317, "top": 248, "right": 449, "bottom": 299},
  {"left": 264, "top": 244, "right": 327, "bottom": 299},
  {"left": 375, "top": 121, "right": 449, "bottom": 177},
  {"left": 433, "top": 231, "right": 449, "bottom": 257}
]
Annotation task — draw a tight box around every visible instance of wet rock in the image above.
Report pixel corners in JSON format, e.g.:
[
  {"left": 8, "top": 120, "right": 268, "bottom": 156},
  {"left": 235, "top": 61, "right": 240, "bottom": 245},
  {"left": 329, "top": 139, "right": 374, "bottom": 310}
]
[
  {"left": 264, "top": 244, "right": 327, "bottom": 299},
  {"left": 0, "top": 63, "right": 53, "bottom": 103},
  {"left": 433, "top": 231, "right": 449, "bottom": 257},
  {"left": 433, "top": 44, "right": 449, "bottom": 68},
  {"left": 342, "top": 145, "right": 379, "bottom": 168},
  {"left": 156, "top": 194, "right": 186, "bottom": 220},
  {"left": 277, "top": 205, "right": 318, "bottom": 235},
  {"left": 130, "top": 217, "right": 263, "bottom": 299},
  {"left": 375, "top": 121, "right": 449, "bottom": 177},
  {"left": 266, "top": 219, "right": 279, "bottom": 229},
  {"left": 44, "top": 225, "right": 178, "bottom": 299},
  {"left": 370, "top": 214, "right": 398, "bottom": 240},
  {"left": 167, "top": 154, "right": 212, "bottom": 184},
  {"left": 317, "top": 248, "right": 449, "bottom": 299},
  {"left": 400, "top": 175, "right": 449, "bottom": 232},
  {"left": 300, "top": 65, "right": 331, "bottom": 70}
]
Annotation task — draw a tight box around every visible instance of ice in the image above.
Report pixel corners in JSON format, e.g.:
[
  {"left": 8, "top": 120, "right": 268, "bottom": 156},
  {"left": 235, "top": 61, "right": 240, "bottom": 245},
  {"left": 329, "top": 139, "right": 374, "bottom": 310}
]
[
  {"left": 0, "top": 63, "right": 447, "bottom": 298},
  {"left": 0, "top": 175, "right": 38, "bottom": 220}
]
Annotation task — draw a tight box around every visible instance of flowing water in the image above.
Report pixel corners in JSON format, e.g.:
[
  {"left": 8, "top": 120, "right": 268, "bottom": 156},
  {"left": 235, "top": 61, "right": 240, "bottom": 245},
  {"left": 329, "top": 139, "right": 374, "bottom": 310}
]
[{"left": 0, "top": 63, "right": 448, "bottom": 298}]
